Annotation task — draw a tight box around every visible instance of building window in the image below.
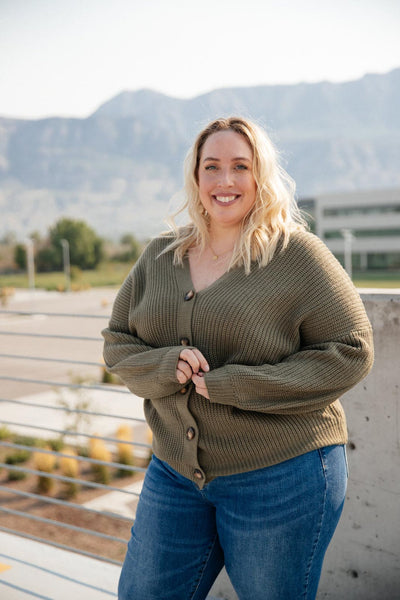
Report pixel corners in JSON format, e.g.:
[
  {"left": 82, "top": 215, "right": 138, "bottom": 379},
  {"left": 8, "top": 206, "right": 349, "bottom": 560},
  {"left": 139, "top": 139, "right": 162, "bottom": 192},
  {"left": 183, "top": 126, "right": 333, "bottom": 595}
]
[{"left": 324, "top": 204, "right": 400, "bottom": 217}]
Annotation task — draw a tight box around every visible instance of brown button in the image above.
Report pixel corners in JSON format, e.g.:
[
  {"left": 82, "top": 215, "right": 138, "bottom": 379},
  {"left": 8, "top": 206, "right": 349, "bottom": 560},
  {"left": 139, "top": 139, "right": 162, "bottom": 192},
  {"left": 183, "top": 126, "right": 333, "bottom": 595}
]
[
  {"left": 186, "top": 427, "right": 195, "bottom": 440},
  {"left": 193, "top": 469, "right": 204, "bottom": 480},
  {"left": 180, "top": 337, "right": 190, "bottom": 346},
  {"left": 184, "top": 290, "right": 194, "bottom": 301},
  {"left": 179, "top": 386, "right": 188, "bottom": 394}
]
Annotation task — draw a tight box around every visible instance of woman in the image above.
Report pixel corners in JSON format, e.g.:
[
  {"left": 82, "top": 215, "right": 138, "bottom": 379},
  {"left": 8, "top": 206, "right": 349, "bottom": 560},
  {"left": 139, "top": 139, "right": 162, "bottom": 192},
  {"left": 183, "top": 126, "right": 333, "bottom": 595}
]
[{"left": 102, "top": 117, "right": 374, "bottom": 600}]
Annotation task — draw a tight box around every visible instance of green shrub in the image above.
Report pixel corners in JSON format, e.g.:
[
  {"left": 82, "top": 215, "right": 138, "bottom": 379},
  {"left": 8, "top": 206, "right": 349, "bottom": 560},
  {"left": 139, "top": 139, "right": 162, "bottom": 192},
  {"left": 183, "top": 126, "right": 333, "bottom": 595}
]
[
  {"left": 76, "top": 445, "right": 89, "bottom": 458},
  {"left": 7, "top": 469, "right": 28, "bottom": 481},
  {"left": 0, "top": 426, "right": 12, "bottom": 440},
  {"left": 13, "top": 435, "right": 39, "bottom": 447},
  {"left": 47, "top": 438, "right": 64, "bottom": 452},
  {"left": 5, "top": 450, "right": 31, "bottom": 465},
  {"left": 70, "top": 265, "right": 82, "bottom": 281}
]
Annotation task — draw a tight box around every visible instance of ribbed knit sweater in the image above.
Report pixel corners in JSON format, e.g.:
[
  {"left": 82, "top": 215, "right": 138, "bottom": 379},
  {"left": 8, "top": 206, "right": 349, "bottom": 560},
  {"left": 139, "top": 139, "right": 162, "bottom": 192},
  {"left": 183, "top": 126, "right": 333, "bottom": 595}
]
[{"left": 102, "top": 230, "right": 374, "bottom": 488}]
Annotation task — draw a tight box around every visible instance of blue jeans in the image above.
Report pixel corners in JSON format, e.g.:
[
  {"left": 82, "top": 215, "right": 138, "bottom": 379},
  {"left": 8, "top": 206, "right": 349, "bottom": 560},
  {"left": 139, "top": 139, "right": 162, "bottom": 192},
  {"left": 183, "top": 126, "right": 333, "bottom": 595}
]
[{"left": 118, "top": 446, "right": 348, "bottom": 600}]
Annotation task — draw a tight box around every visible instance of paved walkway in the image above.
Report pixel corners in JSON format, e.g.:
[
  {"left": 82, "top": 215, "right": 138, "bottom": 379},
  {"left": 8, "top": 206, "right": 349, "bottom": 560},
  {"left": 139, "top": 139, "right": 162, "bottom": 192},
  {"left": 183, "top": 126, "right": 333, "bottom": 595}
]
[
  {"left": 0, "top": 531, "right": 119, "bottom": 599},
  {"left": 0, "top": 532, "right": 221, "bottom": 599}
]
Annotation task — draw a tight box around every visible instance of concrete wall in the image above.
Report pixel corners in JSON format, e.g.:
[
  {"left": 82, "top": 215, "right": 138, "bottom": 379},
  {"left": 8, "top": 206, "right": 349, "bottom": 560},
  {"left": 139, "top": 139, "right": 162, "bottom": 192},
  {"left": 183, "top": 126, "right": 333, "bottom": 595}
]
[{"left": 209, "top": 293, "right": 400, "bottom": 600}]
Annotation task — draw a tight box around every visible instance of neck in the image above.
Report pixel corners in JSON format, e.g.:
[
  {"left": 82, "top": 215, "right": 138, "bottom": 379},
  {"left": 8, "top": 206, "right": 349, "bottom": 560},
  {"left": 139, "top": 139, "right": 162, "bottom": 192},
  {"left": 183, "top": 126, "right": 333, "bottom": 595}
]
[{"left": 208, "top": 224, "right": 241, "bottom": 254}]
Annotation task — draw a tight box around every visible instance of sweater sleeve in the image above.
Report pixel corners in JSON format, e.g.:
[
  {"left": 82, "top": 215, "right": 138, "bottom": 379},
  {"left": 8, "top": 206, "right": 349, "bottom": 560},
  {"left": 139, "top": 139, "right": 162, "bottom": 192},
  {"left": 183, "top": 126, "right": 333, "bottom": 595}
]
[
  {"left": 102, "top": 264, "right": 184, "bottom": 399},
  {"left": 205, "top": 328, "right": 373, "bottom": 414},
  {"left": 204, "top": 235, "right": 374, "bottom": 415}
]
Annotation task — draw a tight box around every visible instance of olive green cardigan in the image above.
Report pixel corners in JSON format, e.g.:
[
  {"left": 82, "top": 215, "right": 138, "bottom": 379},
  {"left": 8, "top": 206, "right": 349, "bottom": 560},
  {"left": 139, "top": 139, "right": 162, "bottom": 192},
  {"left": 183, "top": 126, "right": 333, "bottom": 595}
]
[{"left": 102, "top": 231, "right": 373, "bottom": 488}]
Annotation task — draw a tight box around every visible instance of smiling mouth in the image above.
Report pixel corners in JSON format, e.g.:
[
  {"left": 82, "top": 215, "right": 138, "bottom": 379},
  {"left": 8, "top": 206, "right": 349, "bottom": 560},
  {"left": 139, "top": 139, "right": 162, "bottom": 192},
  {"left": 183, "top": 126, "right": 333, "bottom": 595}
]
[{"left": 214, "top": 195, "right": 239, "bottom": 204}]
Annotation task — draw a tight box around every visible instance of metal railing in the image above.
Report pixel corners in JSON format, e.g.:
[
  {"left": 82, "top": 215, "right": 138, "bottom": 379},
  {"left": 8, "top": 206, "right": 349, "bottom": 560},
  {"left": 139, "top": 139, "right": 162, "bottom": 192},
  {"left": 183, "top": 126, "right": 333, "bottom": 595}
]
[{"left": 0, "top": 305, "right": 150, "bottom": 598}]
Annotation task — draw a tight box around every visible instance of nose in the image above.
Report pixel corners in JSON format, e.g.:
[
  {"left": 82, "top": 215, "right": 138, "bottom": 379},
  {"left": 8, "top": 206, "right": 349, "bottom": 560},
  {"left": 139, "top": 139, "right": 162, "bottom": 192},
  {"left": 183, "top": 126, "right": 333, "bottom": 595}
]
[{"left": 217, "top": 167, "right": 234, "bottom": 187}]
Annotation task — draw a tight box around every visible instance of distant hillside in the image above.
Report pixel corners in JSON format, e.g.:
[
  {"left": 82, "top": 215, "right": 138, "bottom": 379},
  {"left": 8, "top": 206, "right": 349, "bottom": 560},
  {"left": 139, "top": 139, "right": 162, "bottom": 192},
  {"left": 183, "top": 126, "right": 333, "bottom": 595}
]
[{"left": 0, "top": 68, "right": 399, "bottom": 240}]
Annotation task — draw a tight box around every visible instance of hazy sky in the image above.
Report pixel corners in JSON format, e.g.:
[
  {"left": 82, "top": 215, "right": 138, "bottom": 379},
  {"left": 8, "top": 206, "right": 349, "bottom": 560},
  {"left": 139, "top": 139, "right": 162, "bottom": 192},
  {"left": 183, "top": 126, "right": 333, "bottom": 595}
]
[{"left": 0, "top": 0, "right": 399, "bottom": 119}]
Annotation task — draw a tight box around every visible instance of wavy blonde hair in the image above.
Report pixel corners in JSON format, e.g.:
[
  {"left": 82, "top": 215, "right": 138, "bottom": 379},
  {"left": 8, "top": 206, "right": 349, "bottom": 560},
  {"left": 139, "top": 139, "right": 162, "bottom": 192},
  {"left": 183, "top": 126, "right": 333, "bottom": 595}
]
[{"left": 163, "top": 116, "right": 306, "bottom": 273}]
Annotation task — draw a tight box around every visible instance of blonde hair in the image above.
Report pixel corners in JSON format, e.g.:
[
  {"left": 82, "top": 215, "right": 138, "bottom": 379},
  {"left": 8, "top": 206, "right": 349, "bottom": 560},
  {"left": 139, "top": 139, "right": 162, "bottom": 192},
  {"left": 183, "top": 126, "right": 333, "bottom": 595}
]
[{"left": 163, "top": 116, "right": 306, "bottom": 273}]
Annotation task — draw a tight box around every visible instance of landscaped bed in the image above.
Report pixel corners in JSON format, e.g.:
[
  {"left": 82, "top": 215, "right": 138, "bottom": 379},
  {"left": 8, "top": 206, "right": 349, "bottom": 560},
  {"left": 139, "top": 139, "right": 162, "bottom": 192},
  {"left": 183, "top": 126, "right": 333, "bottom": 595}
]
[{"left": 0, "top": 430, "right": 148, "bottom": 564}]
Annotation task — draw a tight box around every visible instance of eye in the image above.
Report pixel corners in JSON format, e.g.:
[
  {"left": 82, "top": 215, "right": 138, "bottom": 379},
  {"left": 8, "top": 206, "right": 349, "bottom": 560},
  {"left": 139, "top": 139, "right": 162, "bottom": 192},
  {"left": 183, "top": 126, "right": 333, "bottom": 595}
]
[
  {"left": 205, "top": 165, "right": 217, "bottom": 171},
  {"left": 235, "top": 164, "right": 249, "bottom": 171}
]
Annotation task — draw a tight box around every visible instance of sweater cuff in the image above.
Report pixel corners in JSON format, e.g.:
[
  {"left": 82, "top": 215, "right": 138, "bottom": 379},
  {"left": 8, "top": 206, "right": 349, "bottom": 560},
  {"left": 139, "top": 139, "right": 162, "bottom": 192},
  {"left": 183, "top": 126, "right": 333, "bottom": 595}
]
[
  {"left": 205, "top": 367, "right": 237, "bottom": 406},
  {"left": 156, "top": 346, "right": 186, "bottom": 384}
]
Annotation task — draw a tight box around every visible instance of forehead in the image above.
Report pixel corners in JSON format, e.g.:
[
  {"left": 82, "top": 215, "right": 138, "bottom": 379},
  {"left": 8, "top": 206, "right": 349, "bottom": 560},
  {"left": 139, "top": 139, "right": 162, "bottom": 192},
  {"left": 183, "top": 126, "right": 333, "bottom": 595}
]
[{"left": 200, "top": 130, "right": 253, "bottom": 159}]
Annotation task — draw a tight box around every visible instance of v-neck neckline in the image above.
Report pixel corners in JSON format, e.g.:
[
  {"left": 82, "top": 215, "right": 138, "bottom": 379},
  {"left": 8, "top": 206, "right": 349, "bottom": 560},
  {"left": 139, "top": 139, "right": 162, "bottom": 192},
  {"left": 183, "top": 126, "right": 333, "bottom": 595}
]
[{"left": 178, "top": 253, "right": 237, "bottom": 295}]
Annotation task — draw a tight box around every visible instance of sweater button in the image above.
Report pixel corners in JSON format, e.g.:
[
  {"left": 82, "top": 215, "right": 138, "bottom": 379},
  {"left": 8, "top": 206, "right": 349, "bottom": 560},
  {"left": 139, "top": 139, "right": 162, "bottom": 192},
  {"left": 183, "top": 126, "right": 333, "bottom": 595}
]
[
  {"left": 180, "top": 337, "right": 190, "bottom": 346},
  {"left": 186, "top": 427, "right": 195, "bottom": 440},
  {"left": 179, "top": 386, "right": 188, "bottom": 394},
  {"left": 184, "top": 290, "right": 194, "bottom": 301},
  {"left": 193, "top": 469, "right": 204, "bottom": 480}
]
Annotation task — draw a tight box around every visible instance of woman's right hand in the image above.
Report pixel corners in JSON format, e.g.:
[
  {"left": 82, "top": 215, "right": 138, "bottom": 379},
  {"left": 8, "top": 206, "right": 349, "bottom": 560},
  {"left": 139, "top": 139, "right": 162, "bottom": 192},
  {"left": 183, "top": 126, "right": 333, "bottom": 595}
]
[{"left": 176, "top": 348, "right": 209, "bottom": 384}]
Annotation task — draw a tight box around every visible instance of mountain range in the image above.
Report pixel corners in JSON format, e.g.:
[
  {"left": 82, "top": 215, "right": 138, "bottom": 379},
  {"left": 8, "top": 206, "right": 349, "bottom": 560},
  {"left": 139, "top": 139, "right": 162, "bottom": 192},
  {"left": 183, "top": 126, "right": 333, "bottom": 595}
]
[{"left": 0, "top": 68, "right": 399, "bottom": 241}]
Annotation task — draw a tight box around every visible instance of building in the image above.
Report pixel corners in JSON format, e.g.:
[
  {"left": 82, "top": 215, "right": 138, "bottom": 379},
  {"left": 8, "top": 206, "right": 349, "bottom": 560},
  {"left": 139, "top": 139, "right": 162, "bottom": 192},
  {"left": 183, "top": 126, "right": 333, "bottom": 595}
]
[{"left": 298, "top": 188, "right": 400, "bottom": 271}]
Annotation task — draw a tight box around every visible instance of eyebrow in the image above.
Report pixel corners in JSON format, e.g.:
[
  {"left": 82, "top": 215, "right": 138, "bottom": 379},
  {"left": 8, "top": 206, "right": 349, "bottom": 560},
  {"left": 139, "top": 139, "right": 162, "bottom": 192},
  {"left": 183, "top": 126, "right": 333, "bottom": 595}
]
[{"left": 202, "top": 156, "right": 252, "bottom": 162}]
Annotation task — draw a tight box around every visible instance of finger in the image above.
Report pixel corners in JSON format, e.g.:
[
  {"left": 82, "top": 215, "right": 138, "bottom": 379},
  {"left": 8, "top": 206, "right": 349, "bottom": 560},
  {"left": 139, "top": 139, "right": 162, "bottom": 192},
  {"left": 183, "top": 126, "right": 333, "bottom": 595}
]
[
  {"left": 177, "top": 359, "right": 192, "bottom": 378},
  {"left": 176, "top": 370, "right": 187, "bottom": 384},
  {"left": 191, "top": 349, "right": 210, "bottom": 372},
  {"left": 192, "top": 372, "right": 207, "bottom": 390},
  {"left": 176, "top": 360, "right": 192, "bottom": 383},
  {"left": 180, "top": 348, "right": 209, "bottom": 373},
  {"left": 179, "top": 349, "right": 201, "bottom": 373}
]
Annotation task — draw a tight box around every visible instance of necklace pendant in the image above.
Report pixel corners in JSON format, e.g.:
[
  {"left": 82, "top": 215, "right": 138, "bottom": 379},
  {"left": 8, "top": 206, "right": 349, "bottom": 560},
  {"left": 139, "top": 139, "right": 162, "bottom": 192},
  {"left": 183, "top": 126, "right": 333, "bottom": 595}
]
[{"left": 212, "top": 255, "right": 218, "bottom": 261}]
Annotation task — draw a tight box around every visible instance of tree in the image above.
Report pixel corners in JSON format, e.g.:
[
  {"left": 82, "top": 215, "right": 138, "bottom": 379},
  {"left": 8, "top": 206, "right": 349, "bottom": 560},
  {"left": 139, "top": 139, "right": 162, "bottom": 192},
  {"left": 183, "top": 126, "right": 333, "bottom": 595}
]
[
  {"left": 35, "top": 246, "right": 59, "bottom": 272},
  {"left": 37, "top": 218, "right": 104, "bottom": 272},
  {"left": 14, "top": 244, "right": 27, "bottom": 270},
  {"left": 116, "top": 233, "right": 142, "bottom": 262}
]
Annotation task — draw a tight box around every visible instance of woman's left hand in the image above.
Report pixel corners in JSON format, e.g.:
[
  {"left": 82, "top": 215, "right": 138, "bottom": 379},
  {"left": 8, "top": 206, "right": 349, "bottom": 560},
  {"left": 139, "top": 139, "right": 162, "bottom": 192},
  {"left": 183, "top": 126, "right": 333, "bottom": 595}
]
[{"left": 191, "top": 371, "right": 210, "bottom": 400}]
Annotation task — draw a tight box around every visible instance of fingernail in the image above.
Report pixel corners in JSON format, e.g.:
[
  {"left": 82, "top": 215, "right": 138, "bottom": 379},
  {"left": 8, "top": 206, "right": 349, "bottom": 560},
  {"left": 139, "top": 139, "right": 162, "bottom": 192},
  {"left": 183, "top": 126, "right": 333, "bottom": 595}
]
[{"left": 204, "top": 365, "right": 209, "bottom": 372}]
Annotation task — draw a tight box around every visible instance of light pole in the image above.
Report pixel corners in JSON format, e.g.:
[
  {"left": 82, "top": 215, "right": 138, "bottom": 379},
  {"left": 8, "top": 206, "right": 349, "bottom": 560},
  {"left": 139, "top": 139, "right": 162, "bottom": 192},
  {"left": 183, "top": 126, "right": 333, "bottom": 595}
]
[
  {"left": 60, "top": 239, "right": 71, "bottom": 292},
  {"left": 341, "top": 228, "right": 354, "bottom": 280},
  {"left": 25, "top": 239, "right": 35, "bottom": 290}
]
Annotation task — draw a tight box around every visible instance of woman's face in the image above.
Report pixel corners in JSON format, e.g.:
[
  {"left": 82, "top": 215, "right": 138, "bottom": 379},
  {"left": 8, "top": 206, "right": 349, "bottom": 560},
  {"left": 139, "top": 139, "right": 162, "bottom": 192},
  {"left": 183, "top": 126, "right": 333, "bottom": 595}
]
[{"left": 197, "top": 130, "right": 257, "bottom": 232}]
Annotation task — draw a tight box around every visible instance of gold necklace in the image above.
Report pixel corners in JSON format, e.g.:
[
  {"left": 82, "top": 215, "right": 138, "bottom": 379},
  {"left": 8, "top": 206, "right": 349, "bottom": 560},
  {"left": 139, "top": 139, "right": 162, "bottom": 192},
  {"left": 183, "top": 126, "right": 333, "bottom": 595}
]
[{"left": 209, "top": 244, "right": 234, "bottom": 261}]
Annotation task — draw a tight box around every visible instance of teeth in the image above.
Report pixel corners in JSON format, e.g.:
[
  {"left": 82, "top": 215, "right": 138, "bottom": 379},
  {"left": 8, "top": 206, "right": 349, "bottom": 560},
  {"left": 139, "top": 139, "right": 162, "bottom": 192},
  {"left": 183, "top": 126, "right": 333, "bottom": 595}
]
[{"left": 215, "top": 195, "right": 236, "bottom": 203}]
